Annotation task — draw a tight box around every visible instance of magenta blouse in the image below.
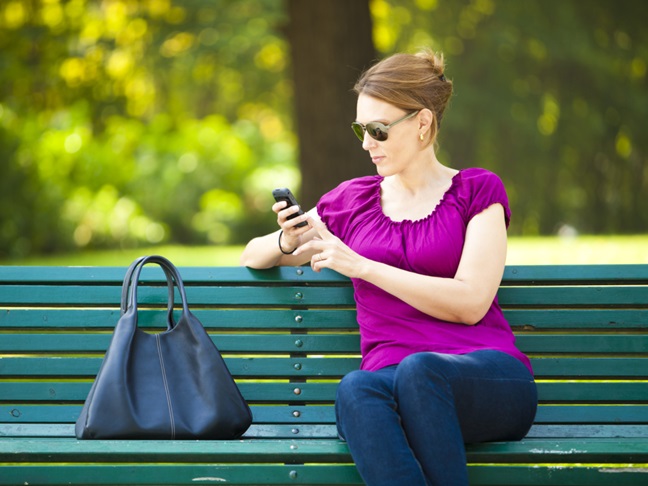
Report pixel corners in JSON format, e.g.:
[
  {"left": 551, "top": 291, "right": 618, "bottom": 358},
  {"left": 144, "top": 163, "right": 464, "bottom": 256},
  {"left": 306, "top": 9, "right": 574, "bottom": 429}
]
[{"left": 317, "top": 168, "right": 532, "bottom": 374}]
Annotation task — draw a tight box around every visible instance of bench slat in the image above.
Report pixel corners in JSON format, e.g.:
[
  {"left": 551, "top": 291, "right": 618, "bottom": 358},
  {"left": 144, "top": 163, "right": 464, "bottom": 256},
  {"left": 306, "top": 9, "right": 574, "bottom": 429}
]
[
  {"left": 5, "top": 463, "right": 648, "bottom": 486},
  {"left": 502, "top": 264, "right": 648, "bottom": 283},
  {"left": 0, "top": 334, "right": 362, "bottom": 354},
  {"left": 0, "top": 423, "right": 339, "bottom": 440},
  {"left": 0, "top": 357, "right": 362, "bottom": 378},
  {"left": 3, "top": 264, "right": 648, "bottom": 284},
  {"left": 2, "top": 404, "right": 647, "bottom": 427},
  {"left": 527, "top": 424, "right": 648, "bottom": 438},
  {"left": 3, "top": 333, "right": 645, "bottom": 355},
  {"left": 2, "top": 357, "right": 646, "bottom": 379},
  {"left": 2, "top": 437, "right": 647, "bottom": 464},
  {"left": 0, "top": 405, "right": 338, "bottom": 425},
  {"left": 505, "top": 309, "right": 648, "bottom": 329},
  {"left": 2, "top": 284, "right": 647, "bottom": 308},
  {"left": 0, "top": 285, "right": 357, "bottom": 307},
  {"left": 0, "top": 464, "right": 364, "bottom": 486},
  {"left": 498, "top": 286, "right": 648, "bottom": 306},
  {"left": 2, "top": 381, "right": 646, "bottom": 403},
  {"left": 530, "top": 357, "right": 648, "bottom": 377},
  {"left": 516, "top": 334, "right": 648, "bottom": 354},
  {"left": 4, "top": 423, "right": 648, "bottom": 441},
  {"left": 0, "top": 382, "right": 339, "bottom": 403},
  {"left": 0, "top": 437, "right": 352, "bottom": 461},
  {"left": 0, "top": 266, "right": 352, "bottom": 284},
  {"left": 3, "top": 404, "right": 647, "bottom": 426},
  {"left": 4, "top": 308, "right": 648, "bottom": 330},
  {"left": 1, "top": 459, "right": 647, "bottom": 486},
  {"left": 0, "top": 309, "right": 360, "bottom": 330}
]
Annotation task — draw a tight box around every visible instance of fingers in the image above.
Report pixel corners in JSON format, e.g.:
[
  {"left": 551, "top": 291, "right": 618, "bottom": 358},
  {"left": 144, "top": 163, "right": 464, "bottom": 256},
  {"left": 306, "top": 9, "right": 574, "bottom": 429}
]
[
  {"left": 293, "top": 218, "right": 332, "bottom": 260},
  {"left": 309, "top": 216, "right": 334, "bottom": 239},
  {"left": 309, "top": 250, "right": 328, "bottom": 273},
  {"left": 274, "top": 201, "right": 309, "bottom": 231},
  {"left": 272, "top": 200, "right": 290, "bottom": 213}
]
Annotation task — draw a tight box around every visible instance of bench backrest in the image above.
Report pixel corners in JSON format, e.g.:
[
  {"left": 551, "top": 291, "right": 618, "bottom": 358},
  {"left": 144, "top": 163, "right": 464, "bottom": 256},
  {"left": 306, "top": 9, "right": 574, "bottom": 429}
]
[{"left": 1, "top": 265, "right": 647, "bottom": 440}]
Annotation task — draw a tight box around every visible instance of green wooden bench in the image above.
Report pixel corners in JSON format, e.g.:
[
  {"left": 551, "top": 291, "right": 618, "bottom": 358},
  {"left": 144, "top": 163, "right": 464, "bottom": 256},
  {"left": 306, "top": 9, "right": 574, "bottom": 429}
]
[{"left": 1, "top": 264, "right": 647, "bottom": 485}]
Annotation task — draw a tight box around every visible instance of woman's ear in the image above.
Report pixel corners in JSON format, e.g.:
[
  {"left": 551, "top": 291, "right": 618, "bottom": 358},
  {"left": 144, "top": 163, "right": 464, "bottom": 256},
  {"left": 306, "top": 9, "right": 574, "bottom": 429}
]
[
  {"left": 417, "top": 108, "right": 437, "bottom": 143},
  {"left": 418, "top": 108, "right": 435, "bottom": 135}
]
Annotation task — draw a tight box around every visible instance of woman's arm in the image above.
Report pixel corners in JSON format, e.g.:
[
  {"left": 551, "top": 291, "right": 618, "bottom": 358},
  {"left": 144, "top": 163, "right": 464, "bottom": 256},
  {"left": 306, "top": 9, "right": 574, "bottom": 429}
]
[
  {"left": 295, "top": 204, "right": 507, "bottom": 325},
  {"left": 239, "top": 204, "right": 321, "bottom": 269}
]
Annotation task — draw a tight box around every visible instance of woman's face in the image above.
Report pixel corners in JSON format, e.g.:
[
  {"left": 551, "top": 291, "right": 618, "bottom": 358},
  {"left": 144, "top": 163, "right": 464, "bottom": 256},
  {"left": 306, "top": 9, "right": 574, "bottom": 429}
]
[{"left": 355, "top": 94, "right": 421, "bottom": 177}]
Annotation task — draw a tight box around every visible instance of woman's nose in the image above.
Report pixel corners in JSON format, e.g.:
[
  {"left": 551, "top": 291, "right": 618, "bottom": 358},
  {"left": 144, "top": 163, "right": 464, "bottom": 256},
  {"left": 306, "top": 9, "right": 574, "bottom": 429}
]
[{"left": 361, "top": 132, "right": 375, "bottom": 151}]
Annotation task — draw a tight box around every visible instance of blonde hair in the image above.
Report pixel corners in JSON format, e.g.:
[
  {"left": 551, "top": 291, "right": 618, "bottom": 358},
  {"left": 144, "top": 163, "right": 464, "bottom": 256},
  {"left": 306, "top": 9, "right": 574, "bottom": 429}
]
[{"left": 354, "top": 50, "right": 453, "bottom": 146}]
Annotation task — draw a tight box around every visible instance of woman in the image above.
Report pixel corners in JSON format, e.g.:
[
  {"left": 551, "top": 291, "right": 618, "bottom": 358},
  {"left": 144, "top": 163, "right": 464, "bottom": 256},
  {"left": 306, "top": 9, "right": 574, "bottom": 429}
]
[{"left": 240, "top": 50, "right": 537, "bottom": 486}]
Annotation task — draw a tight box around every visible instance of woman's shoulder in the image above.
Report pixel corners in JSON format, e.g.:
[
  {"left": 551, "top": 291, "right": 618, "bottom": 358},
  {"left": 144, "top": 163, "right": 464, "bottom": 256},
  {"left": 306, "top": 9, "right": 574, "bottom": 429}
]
[
  {"left": 332, "top": 174, "right": 382, "bottom": 191},
  {"left": 454, "top": 167, "right": 506, "bottom": 196},
  {"left": 458, "top": 167, "right": 503, "bottom": 185},
  {"left": 320, "top": 175, "right": 382, "bottom": 204},
  {"left": 453, "top": 167, "right": 510, "bottom": 224},
  {"left": 317, "top": 175, "right": 382, "bottom": 239}
]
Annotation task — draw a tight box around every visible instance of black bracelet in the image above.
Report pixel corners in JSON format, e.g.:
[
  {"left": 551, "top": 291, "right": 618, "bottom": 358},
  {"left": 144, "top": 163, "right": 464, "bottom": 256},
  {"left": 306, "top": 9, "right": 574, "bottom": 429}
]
[{"left": 278, "top": 230, "right": 297, "bottom": 255}]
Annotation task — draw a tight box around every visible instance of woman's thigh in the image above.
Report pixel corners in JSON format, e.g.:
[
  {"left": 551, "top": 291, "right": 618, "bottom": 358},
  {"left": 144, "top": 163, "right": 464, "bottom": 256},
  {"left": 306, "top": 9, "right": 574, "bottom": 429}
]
[{"left": 394, "top": 350, "right": 538, "bottom": 444}]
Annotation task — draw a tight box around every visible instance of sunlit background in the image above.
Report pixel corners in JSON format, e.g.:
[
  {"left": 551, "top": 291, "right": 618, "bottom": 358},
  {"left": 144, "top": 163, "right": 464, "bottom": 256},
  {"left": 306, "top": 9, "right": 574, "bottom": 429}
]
[{"left": 1, "top": 0, "right": 646, "bottom": 265}]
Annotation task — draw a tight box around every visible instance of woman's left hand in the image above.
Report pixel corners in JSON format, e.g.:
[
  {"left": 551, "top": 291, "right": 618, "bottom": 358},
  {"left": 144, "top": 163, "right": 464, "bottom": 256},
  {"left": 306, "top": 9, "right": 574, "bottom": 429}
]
[{"left": 294, "top": 218, "right": 366, "bottom": 278}]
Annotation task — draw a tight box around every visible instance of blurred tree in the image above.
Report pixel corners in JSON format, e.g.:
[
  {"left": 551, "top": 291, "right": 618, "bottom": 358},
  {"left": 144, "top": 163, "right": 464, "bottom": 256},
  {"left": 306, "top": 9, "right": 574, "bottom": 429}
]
[
  {"left": 286, "top": 0, "right": 375, "bottom": 208},
  {"left": 1, "top": 0, "right": 646, "bottom": 260},
  {"left": 0, "top": 0, "right": 296, "bottom": 257},
  {"left": 376, "top": 0, "right": 648, "bottom": 235}
]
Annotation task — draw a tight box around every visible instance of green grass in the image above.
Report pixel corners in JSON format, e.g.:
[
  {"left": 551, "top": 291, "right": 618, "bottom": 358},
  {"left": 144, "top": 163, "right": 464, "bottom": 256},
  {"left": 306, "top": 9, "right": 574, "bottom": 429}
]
[
  {"left": 1, "top": 235, "right": 647, "bottom": 266},
  {"left": 506, "top": 235, "right": 648, "bottom": 265},
  {"left": 0, "top": 245, "right": 244, "bottom": 267}
]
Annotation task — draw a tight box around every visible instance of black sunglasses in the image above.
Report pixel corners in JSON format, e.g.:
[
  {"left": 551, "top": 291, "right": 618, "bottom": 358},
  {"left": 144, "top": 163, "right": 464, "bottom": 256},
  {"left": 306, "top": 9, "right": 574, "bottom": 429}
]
[{"left": 351, "top": 110, "right": 420, "bottom": 142}]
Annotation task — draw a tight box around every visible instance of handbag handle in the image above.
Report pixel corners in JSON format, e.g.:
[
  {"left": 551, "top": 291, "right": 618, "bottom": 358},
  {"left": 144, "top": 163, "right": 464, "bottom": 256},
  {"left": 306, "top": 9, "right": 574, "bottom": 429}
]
[
  {"left": 120, "top": 256, "right": 146, "bottom": 314},
  {"left": 121, "top": 256, "right": 184, "bottom": 330}
]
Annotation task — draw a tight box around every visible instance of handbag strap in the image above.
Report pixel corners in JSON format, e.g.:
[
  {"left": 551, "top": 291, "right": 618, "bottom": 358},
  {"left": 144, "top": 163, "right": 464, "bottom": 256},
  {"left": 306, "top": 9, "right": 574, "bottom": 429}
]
[
  {"left": 120, "top": 256, "right": 146, "bottom": 315},
  {"left": 142, "top": 255, "right": 190, "bottom": 315},
  {"left": 120, "top": 256, "right": 180, "bottom": 329}
]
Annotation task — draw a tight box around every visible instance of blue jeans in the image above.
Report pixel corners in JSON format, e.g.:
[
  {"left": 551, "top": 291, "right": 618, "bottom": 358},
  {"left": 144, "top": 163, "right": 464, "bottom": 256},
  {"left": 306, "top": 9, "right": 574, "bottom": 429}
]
[{"left": 335, "top": 350, "right": 537, "bottom": 486}]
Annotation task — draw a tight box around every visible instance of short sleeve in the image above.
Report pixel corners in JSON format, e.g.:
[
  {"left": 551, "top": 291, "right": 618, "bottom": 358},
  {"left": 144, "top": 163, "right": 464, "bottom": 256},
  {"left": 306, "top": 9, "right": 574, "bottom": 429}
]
[
  {"left": 316, "top": 176, "right": 381, "bottom": 241},
  {"left": 462, "top": 169, "right": 511, "bottom": 228}
]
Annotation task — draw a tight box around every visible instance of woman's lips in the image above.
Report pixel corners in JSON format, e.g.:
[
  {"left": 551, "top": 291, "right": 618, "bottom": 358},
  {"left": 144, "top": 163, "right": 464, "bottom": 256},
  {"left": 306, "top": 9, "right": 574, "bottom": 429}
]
[{"left": 371, "top": 155, "right": 385, "bottom": 164}]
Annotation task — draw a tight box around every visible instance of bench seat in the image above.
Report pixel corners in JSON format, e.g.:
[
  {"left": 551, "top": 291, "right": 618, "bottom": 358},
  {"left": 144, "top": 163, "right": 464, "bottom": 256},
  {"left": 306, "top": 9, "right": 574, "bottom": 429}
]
[{"left": 1, "top": 264, "right": 647, "bottom": 485}]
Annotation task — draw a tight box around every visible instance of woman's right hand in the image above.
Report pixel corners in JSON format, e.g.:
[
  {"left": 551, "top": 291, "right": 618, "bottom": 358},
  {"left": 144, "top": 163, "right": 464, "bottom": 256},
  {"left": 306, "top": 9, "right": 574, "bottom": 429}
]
[
  {"left": 273, "top": 201, "right": 312, "bottom": 253},
  {"left": 240, "top": 202, "right": 319, "bottom": 269}
]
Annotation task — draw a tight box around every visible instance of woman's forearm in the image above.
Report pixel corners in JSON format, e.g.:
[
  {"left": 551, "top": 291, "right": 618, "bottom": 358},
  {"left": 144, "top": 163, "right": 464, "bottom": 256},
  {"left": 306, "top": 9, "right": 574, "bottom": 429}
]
[
  {"left": 358, "top": 259, "right": 499, "bottom": 325},
  {"left": 239, "top": 231, "right": 284, "bottom": 269},
  {"left": 241, "top": 207, "right": 322, "bottom": 269},
  {"left": 357, "top": 205, "right": 507, "bottom": 324},
  {"left": 240, "top": 227, "right": 319, "bottom": 269},
  {"left": 298, "top": 204, "right": 507, "bottom": 325}
]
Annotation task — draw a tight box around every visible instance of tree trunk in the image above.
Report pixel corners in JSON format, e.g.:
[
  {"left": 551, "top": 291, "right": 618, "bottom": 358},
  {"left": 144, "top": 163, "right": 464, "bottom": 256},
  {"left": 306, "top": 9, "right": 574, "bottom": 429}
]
[{"left": 286, "top": 0, "right": 376, "bottom": 209}]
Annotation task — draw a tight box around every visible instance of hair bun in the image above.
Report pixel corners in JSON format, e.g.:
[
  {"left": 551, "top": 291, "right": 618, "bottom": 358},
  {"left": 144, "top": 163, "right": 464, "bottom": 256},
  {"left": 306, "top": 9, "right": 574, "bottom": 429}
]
[{"left": 416, "top": 49, "right": 446, "bottom": 78}]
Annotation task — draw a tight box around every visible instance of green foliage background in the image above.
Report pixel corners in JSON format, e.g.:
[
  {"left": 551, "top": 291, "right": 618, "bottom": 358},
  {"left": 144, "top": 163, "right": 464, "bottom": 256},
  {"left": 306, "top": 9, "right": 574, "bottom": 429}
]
[
  {"left": 1, "top": 0, "right": 298, "bottom": 258},
  {"left": 381, "top": 0, "right": 647, "bottom": 236},
  {"left": 1, "top": 0, "right": 646, "bottom": 259}
]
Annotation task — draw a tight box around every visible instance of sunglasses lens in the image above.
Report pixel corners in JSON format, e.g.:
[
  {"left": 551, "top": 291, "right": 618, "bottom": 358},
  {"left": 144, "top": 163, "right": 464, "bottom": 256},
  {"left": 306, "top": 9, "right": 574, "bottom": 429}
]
[
  {"left": 366, "top": 123, "right": 388, "bottom": 141},
  {"left": 351, "top": 122, "right": 365, "bottom": 142},
  {"left": 351, "top": 121, "right": 391, "bottom": 142}
]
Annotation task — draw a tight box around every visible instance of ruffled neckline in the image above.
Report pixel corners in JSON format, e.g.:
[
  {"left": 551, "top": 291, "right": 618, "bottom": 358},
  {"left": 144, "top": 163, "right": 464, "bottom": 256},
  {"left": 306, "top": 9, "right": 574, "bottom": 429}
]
[{"left": 372, "top": 170, "right": 463, "bottom": 225}]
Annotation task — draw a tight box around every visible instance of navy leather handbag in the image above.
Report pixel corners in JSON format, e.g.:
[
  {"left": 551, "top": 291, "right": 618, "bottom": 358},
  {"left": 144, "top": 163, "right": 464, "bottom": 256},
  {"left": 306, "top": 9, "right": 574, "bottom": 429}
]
[{"left": 75, "top": 255, "right": 252, "bottom": 439}]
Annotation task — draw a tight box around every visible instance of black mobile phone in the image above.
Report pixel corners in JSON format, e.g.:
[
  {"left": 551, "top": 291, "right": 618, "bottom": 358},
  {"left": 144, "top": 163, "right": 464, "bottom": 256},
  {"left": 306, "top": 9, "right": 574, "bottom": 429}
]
[{"left": 272, "top": 188, "right": 308, "bottom": 228}]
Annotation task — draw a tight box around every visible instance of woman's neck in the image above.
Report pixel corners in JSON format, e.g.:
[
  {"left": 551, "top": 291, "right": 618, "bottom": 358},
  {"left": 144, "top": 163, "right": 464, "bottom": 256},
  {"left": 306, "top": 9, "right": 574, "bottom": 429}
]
[{"left": 387, "top": 155, "right": 455, "bottom": 197}]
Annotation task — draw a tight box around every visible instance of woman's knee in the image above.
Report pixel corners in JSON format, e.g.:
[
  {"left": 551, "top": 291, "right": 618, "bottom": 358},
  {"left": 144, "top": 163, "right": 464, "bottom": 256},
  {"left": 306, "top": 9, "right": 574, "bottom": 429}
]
[
  {"left": 395, "top": 352, "right": 457, "bottom": 391},
  {"left": 336, "top": 369, "right": 392, "bottom": 406},
  {"left": 335, "top": 368, "right": 396, "bottom": 440},
  {"left": 336, "top": 370, "right": 366, "bottom": 408}
]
